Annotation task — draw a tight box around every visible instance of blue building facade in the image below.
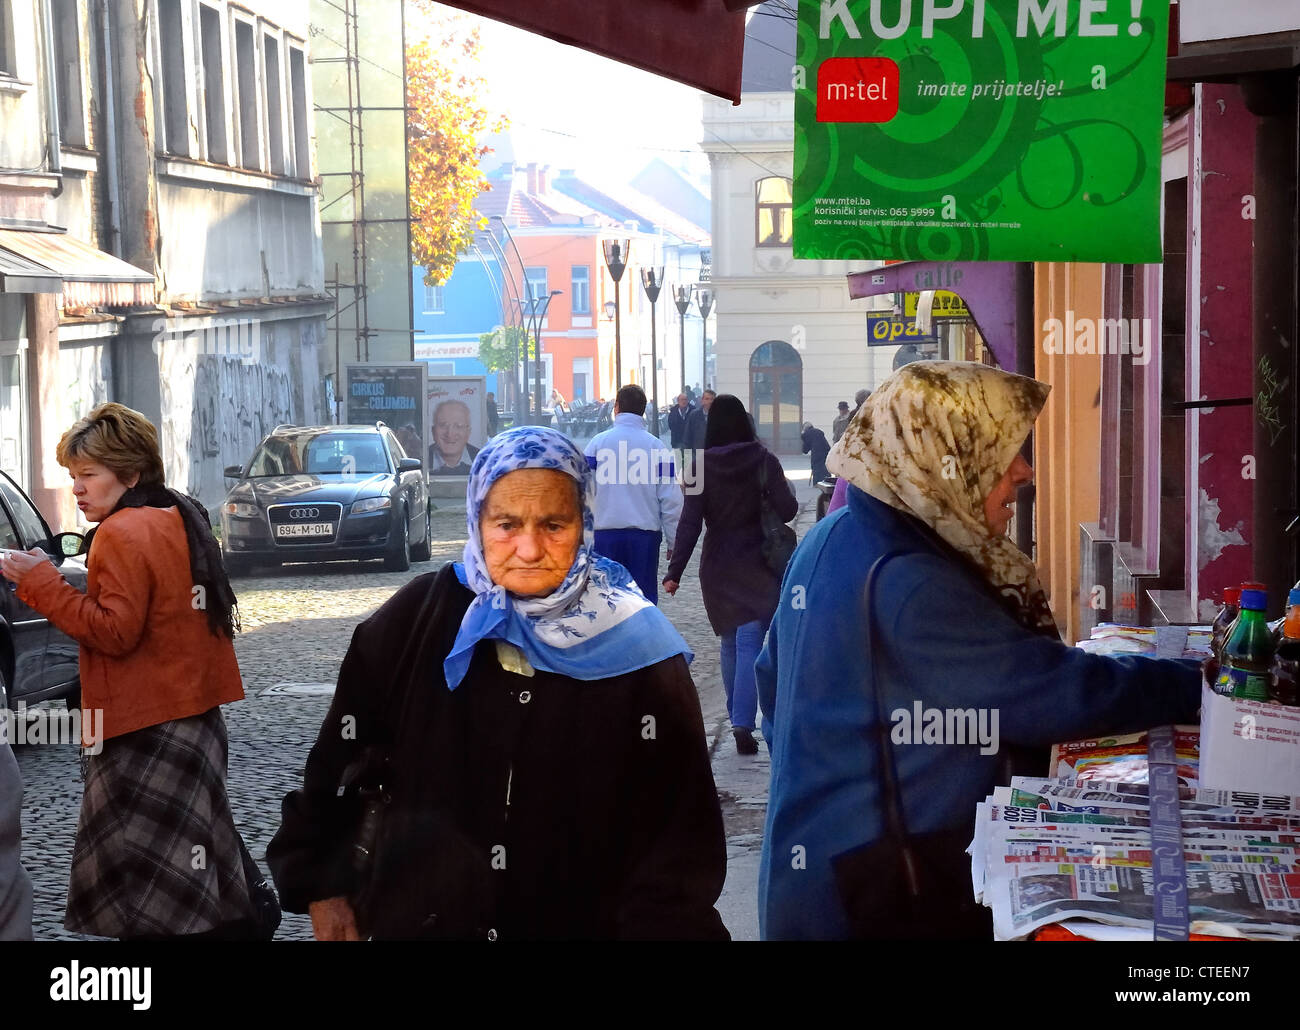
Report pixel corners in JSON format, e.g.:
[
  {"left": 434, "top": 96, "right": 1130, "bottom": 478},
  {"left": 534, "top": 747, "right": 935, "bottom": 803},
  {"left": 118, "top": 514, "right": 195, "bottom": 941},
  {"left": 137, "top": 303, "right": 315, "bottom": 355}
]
[{"left": 412, "top": 251, "right": 503, "bottom": 395}]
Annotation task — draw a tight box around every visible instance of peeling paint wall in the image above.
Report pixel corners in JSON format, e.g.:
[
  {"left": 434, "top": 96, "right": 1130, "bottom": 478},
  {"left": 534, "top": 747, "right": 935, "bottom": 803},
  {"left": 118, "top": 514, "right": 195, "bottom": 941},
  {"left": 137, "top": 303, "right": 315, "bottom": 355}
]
[
  {"left": 1190, "top": 84, "right": 1256, "bottom": 608},
  {"left": 156, "top": 315, "right": 325, "bottom": 514}
]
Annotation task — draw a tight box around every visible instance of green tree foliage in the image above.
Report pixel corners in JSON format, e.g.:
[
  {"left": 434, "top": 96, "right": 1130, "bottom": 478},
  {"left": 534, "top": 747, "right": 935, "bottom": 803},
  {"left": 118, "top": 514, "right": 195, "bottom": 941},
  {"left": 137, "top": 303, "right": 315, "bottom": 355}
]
[{"left": 478, "top": 326, "right": 535, "bottom": 374}]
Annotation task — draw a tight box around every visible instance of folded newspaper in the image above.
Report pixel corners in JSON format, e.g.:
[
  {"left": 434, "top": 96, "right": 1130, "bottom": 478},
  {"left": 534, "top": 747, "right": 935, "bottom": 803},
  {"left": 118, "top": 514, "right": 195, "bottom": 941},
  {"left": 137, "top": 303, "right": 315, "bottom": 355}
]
[{"left": 972, "top": 754, "right": 1300, "bottom": 940}]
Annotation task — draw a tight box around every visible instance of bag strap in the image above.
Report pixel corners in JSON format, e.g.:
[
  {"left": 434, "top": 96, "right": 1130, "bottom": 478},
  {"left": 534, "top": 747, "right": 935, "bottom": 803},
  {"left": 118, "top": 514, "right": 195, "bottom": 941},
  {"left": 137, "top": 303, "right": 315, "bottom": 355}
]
[{"left": 863, "top": 550, "right": 924, "bottom": 896}]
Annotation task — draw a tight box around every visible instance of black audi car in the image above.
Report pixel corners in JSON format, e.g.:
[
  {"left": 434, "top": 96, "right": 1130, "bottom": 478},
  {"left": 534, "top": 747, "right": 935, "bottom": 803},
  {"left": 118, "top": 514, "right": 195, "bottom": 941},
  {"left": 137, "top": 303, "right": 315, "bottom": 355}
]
[
  {"left": 0, "top": 469, "right": 87, "bottom": 709},
  {"left": 220, "top": 424, "right": 431, "bottom": 574}
]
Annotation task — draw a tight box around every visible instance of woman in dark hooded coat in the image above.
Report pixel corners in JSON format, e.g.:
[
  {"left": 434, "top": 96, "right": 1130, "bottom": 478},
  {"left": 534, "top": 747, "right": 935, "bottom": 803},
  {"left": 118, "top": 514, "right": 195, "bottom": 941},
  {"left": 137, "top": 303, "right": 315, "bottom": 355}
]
[{"left": 663, "top": 396, "right": 797, "bottom": 755}]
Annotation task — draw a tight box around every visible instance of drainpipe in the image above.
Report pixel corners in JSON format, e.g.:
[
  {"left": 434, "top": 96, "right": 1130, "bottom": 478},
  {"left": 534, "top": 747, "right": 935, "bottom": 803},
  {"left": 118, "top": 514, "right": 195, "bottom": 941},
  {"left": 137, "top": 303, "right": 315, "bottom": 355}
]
[
  {"left": 41, "top": 0, "right": 62, "bottom": 186},
  {"left": 97, "top": 0, "right": 122, "bottom": 257}
]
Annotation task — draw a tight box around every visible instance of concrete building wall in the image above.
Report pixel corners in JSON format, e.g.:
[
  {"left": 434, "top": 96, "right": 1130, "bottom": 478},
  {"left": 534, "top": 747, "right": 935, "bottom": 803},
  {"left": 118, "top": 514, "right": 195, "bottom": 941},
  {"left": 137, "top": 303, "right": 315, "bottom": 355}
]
[
  {"left": 312, "top": 0, "right": 412, "bottom": 385},
  {"left": 702, "top": 91, "right": 884, "bottom": 451},
  {"left": 155, "top": 177, "right": 323, "bottom": 300}
]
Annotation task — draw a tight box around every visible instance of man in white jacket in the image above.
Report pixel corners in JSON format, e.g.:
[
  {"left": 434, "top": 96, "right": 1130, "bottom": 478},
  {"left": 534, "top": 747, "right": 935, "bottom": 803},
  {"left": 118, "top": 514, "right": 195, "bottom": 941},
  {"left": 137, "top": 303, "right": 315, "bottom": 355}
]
[{"left": 584, "top": 385, "right": 683, "bottom": 604}]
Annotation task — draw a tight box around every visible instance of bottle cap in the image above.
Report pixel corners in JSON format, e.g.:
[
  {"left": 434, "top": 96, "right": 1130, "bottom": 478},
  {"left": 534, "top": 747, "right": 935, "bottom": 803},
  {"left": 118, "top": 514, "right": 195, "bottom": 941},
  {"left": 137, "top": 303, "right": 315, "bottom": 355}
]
[
  {"left": 1241, "top": 582, "right": 1266, "bottom": 592},
  {"left": 1289, "top": 587, "right": 1300, "bottom": 607},
  {"left": 1224, "top": 587, "right": 1241, "bottom": 604},
  {"left": 1240, "top": 588, "right": 1268, "bottom": 611}
]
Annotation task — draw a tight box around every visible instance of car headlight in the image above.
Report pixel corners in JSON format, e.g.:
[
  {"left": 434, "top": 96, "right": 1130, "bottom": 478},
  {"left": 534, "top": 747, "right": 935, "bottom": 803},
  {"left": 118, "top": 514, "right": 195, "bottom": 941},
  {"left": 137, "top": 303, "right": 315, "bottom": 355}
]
[
  {"left": 351, "top": 496, "right": 391, "bottom": 514},
  {"left": 222, "top": 502, "right": 259, "bottom": 518}
]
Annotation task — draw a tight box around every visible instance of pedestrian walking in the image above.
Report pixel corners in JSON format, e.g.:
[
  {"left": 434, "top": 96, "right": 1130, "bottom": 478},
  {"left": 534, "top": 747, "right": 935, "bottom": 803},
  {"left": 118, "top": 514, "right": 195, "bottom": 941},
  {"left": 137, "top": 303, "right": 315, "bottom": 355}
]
[
  {"left": 267, "top": 426, "right": 729, "bottom": 941},
  {"left": 583, "top": 385, "right": 682, "bottom": 604},
  {"left": 801, "top": 422, "right": 831, "bottom": 484},
  {"left": 667, "top": 393, "right": 694, "bottom": 475},
  {"left": 1, "top": 403, "right": 269, "bottom": 940},
  {"left": 0, "top": 739, "right": 32, "bottom": 940},
  {"left": 485, "top": 393, "right": 500, "bottom": 437},
  {"left": 831, "top": 401, "right": 852, "bottom": 443},
  {"left": 756, "top": 363, "right": 1201, "bottom": 940},
  {"left": 663, "top": 395, "right": 797, "bottom": 756}
]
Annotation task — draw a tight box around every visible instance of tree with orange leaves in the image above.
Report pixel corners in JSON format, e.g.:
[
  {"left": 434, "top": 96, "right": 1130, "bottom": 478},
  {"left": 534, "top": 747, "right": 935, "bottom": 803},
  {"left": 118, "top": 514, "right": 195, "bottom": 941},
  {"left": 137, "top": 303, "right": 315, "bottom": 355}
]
[{"left": 406, "top": 7, "right": 505, "bottom": 288}]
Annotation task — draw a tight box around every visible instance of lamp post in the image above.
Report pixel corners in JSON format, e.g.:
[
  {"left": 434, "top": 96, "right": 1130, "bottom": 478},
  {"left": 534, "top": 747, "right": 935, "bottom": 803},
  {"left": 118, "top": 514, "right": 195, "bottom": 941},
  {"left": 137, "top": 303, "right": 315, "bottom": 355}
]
[
  {"left": 527, "top": 290, "right": 562, "bottom": 424},
  {"left": 672, "top": 284, "right": 694, "bottom": 398},
  {"left": 640, "top": 266, "right": 665, "bottom": 438},
  {"left": 695, "top": 286, "right": 714, "bottom": 391},
  {"left": 602, "top": 239, "right": 630, "bottom": 392},
  {"left": 491, "top": 215, "right": 531, "bottom": 427}
]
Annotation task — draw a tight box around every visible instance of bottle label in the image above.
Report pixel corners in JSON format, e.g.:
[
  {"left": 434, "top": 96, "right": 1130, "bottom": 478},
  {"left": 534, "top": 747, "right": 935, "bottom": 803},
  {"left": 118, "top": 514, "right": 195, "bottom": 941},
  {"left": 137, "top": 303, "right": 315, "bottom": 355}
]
[{"left": 1216, "top": 666, "right": 1270, "bottom": 702}]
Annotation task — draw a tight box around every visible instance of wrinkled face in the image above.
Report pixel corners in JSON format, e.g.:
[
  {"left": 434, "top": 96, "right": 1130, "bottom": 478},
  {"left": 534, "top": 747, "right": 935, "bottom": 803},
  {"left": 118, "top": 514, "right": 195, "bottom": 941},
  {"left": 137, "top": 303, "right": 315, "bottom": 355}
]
[
  {"left": 701, "top": 392, "right": 715, "bottom": 413},
  {"left": 983, "top": 453, "right": 1034, "bottom": 535},
  {"left": 480, "top": 468, "right": 583, "bottom": 597},
  {"left": 435, "top": 402, "right": 471, "bottom": 463},
  {"left": 68, "top": 459, "right": 138, "bottom": 524}
]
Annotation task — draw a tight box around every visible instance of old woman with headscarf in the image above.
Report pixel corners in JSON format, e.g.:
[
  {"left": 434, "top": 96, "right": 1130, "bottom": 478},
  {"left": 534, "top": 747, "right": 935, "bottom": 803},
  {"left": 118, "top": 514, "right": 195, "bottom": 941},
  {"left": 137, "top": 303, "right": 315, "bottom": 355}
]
[
  {"left": 268, "top": 426, "right": 729, "bottom": 940},
  {"left": 755, "top": 362, "right": 1200, "bottom": 941}
]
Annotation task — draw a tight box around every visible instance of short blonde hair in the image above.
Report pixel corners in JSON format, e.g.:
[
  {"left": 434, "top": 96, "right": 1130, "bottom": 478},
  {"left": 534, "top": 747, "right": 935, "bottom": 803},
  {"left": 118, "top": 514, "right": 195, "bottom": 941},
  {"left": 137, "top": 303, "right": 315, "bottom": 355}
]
[{"left": 56, "top": 402, "right": 165, "bottom": 487}]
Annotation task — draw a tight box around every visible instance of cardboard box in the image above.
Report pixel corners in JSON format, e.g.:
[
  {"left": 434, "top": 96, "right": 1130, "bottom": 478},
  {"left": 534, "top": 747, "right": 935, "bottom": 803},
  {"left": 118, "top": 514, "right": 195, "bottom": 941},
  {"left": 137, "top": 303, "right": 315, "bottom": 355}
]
[{"left": 1200, "top": 683, "right": 1300, "bottom": 795}]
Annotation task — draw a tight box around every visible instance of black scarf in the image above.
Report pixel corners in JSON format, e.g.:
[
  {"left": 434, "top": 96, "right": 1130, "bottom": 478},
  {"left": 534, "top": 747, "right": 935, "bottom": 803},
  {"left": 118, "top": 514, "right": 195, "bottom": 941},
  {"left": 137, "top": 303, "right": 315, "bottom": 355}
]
[{"left": 84, "top": 484, "right": 240, "bottom": 639}]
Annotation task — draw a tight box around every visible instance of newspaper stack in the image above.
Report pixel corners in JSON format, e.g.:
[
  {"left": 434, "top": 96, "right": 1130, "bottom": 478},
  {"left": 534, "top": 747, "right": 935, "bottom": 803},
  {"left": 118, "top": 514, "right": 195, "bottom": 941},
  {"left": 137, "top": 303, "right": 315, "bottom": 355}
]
[{"left": 972, "top": 774, "right": 1300, "bottom": 940}]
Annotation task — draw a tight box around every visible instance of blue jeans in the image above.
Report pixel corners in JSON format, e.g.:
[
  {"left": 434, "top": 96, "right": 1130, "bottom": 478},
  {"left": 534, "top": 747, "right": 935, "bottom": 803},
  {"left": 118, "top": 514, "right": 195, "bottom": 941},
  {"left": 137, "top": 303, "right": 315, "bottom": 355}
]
[{"left": 719, "top": 619, "right": 768, "bottom": 732}]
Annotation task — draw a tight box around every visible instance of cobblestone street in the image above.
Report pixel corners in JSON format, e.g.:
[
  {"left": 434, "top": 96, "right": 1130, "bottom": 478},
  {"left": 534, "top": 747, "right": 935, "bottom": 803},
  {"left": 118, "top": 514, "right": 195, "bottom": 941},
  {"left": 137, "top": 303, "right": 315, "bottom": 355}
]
[{"left": 13, "top": 458, "right": 817, "bottom": 941}]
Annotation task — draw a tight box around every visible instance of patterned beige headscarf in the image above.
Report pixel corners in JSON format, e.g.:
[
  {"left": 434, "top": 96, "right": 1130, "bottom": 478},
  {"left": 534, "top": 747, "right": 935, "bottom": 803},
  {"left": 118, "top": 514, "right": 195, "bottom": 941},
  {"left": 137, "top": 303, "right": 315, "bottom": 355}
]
[{"left": 827, "top": 361, "right": 1058, "bottom": 638}]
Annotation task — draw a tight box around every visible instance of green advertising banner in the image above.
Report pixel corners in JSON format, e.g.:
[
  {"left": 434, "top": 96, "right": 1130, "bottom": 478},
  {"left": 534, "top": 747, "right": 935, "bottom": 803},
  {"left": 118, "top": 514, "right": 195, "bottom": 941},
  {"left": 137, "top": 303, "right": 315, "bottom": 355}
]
[{"left": 794, "top": 0, "right": 1170, "bottom": 262}]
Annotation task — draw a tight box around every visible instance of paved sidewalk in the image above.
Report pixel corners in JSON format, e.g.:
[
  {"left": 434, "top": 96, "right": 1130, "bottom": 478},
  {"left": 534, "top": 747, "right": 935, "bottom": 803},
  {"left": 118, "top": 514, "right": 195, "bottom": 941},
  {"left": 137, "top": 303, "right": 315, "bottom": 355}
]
[{"left": 13, "top": 452, "right": 819, "bottom": 941}]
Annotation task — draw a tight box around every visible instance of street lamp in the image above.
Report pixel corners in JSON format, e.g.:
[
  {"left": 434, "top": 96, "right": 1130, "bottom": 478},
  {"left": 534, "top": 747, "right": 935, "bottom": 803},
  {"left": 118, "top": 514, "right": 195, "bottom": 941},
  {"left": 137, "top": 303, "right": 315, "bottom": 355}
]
[
  {"left": 672, "top": 284, "right": 694, "bottom": 398},
  {"left": 527, "top": 290, "right": 562, "bottom": 424},
  {"left": 640, "top": 266, "right": 665, "bottom": 437},
  {"left": 695, "top": 286, "right": 714, "bottom": 391},
  {"left": 492, "top": 215, "right": 531, "bottom": 427},
  {"left": 602, "top": 239, "right": 630, "bottom": 392}
]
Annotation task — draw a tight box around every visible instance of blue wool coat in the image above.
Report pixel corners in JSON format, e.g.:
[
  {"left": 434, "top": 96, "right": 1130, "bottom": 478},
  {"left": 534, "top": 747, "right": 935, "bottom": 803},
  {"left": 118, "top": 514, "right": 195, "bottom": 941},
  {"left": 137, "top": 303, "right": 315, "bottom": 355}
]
[{"left": 755, "top": 486, "right": 1201, "bottom": 940}]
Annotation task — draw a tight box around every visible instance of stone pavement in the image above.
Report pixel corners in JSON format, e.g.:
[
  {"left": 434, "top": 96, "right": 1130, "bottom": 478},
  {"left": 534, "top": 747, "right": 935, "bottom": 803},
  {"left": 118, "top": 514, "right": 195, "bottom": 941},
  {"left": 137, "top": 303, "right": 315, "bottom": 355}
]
[{"left": 13, "top": 454, "right": 820, "bottom": 941}]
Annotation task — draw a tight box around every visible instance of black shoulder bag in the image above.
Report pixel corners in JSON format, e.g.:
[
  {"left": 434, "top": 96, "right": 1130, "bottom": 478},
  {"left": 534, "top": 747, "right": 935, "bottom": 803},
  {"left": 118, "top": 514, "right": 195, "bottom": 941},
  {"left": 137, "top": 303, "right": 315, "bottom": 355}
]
[
  {"left": 828, "top": 551, "right": 993, "bottom": 940},
  {"left": 335, "top": 573, "right": 446, "bottom": 933},
  {"left": 757, "top": 457, "right": 797, "bottom": 573}
]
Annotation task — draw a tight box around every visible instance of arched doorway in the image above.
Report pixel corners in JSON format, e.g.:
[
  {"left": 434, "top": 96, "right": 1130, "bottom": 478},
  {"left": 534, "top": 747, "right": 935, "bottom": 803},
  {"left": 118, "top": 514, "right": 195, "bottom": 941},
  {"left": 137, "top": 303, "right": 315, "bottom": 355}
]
[{"left": 749, "top": 340, "right": 802, "bottom": 454}]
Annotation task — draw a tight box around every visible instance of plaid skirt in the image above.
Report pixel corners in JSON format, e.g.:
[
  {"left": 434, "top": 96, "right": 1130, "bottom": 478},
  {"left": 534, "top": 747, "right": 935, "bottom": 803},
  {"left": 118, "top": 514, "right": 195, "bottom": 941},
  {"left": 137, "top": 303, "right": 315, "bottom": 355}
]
[{"left": 65, "top": 707, "right": 256, "bottom": 939}]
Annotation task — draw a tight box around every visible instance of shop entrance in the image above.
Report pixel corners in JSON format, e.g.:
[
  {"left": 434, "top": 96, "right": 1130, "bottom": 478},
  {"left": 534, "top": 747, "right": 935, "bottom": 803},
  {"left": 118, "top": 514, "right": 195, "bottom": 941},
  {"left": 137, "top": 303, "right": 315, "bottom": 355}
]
[{"left": 749, "top": 340, "right": 802, "bottom": 454}]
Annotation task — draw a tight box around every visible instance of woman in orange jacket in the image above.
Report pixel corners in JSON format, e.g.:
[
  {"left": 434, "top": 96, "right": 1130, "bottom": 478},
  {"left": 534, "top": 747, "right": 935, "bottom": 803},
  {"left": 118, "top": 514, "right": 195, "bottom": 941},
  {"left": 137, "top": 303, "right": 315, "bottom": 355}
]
[{"left": 0, "top": 403, "right": 262, "bottom": 939}]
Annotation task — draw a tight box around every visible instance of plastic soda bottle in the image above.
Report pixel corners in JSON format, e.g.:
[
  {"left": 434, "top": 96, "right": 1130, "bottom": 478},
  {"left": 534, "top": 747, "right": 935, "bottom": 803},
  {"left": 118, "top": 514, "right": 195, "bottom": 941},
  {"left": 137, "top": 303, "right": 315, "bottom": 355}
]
[
  {"left": 1210, "top": 586, "right": 1241, "bottom": 660},
  {"left": 1216, "top": 588, "right": 1274, "bottom": 700},
  {"left": 1270, "top": 589, "right": 1300, "bottom": 707}
]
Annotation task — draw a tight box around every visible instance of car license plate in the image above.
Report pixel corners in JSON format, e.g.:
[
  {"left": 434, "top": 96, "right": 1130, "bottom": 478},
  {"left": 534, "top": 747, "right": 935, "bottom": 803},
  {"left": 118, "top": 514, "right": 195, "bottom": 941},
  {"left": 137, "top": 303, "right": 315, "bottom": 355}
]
[{"left": 275, "top": 523, "right": 332, "bottom": 538}]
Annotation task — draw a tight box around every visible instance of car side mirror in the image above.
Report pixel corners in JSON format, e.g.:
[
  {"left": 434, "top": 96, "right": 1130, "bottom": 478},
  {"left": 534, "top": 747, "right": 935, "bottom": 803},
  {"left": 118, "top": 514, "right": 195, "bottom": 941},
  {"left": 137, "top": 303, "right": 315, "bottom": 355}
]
[
  {"left": 397, "top": 457, "right": 422, "bottom": 472},
  {"left": 54, "top": 531, "right": 87, "bottom": 558},
  {"left": 224, "top": 465, "right": 244, "bottom": 478}
]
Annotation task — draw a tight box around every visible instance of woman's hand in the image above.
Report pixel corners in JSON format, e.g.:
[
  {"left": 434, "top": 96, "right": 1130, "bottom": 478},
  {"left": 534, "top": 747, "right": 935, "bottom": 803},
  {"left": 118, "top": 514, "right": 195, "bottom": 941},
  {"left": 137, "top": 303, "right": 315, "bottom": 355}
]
[
  {"left": 309, "top": 896, "right": 362, "bottom": 941},
  {"left": 662, "top": 578, "right": 679, "bottom": 596},
  {"left": 0, "top": 548, "right": 53, "bottom": 587}
]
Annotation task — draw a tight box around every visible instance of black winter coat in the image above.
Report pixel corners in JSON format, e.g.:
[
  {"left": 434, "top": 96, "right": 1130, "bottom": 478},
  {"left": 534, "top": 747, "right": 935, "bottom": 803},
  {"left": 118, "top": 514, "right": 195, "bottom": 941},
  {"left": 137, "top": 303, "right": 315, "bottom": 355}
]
[
  {"left": 267, "top": 563, "right": 729, "bottom": 941},
  {"left": 665, "top": 441, "right": 798, "bottom": 636},
  {"left": 667, "top": 403, "right": 693, "bottom": 448}
]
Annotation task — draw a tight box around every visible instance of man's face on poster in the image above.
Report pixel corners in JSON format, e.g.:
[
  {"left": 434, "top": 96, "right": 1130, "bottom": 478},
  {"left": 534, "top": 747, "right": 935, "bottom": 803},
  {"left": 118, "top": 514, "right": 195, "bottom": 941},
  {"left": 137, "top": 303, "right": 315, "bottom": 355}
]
[{"left": 434, "top": 400, "right": 471, "bottom": 464}]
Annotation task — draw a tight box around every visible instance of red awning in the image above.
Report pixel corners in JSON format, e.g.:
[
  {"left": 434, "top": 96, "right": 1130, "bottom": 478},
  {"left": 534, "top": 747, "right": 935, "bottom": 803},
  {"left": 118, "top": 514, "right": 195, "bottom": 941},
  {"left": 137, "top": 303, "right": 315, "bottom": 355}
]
[
  {"left": 0, "top": 229, "right": 156, "bottom": 309},
  {"left": 439, "top": 0, "right": 749, "bottom": 103}
]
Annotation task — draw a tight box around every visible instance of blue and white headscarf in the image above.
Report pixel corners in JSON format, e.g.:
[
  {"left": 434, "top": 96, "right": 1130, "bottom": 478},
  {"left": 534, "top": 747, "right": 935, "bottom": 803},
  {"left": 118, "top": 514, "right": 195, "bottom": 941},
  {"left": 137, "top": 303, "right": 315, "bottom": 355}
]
[{"left": 443, "top": 425, "right": 692, "bottom": 689}]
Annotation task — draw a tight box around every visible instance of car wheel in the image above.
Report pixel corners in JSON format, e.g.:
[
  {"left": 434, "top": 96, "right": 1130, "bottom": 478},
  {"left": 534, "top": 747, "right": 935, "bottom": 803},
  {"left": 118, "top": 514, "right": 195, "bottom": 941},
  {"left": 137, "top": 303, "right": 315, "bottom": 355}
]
[
  {"left": 411, "top": 505, "right": 432, "bottom": 562},
  {"left": 384, "top": 506, "right": 412, "bottom": 572}
]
